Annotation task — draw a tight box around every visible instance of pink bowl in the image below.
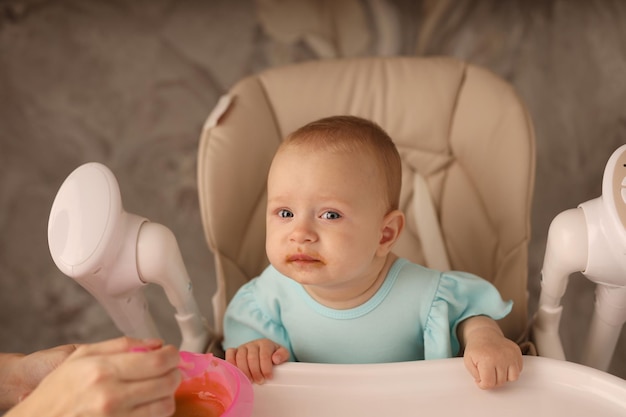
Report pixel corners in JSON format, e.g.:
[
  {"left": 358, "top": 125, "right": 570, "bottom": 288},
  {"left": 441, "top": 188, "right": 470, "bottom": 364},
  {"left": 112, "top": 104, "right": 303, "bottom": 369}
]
[{"left": 174, "top": 351, "right": 254, "bottom": 417}]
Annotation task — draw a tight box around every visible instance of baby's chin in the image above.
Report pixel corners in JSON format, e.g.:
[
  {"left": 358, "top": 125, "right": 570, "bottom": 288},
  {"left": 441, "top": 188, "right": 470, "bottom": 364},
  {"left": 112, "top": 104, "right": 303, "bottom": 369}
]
[
  {"left": 275, "top": 263, "right": 329, "bottom": 284},
  {"left": 284, "top": 261, "right": 323, "bottom": 274}
]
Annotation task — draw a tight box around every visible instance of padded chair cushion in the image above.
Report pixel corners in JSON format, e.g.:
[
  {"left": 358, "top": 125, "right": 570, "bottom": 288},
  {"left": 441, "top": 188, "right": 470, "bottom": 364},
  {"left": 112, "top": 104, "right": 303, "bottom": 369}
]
[{"left": 198, "top": 56, "right": 535, "bottom": 342}]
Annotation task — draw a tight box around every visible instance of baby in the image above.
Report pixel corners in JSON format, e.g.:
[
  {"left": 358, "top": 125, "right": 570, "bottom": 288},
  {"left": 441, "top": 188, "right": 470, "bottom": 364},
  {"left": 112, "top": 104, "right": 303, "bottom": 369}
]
[{"left": 222, "top": 115, "right": 523, "bottom": 390}]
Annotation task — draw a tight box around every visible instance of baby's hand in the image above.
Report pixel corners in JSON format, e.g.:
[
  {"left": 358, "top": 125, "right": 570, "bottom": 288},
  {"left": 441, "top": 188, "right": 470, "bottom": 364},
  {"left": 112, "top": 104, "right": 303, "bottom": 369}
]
[
  {"left": 462, "top": 325, "right": 523, "bottom": 389},
  {"left": 225, "top": 338, "right": 289, "bottom": 384}
]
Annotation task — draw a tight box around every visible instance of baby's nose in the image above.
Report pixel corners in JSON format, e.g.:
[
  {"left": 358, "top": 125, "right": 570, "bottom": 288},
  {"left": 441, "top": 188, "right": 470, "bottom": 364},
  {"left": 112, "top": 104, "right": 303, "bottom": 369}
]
[{"left": 289, "top": 219, "right": 317, "bottom": 242}]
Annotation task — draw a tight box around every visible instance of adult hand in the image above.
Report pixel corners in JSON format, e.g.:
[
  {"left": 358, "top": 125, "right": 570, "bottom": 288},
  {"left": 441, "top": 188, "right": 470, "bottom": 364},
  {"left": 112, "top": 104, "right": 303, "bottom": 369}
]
[
  {"left": 0, "top": 343, "right": 78, "bottom": 408},
  {"left": 5, "top": 337, "right": 181, "bottom": 417}
]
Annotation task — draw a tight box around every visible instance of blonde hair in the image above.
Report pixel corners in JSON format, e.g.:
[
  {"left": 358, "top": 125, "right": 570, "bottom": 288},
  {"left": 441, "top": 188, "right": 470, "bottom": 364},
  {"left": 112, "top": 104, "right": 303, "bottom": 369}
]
[{"left": 279, "top": 115, "right": 402, "bottom": 211}]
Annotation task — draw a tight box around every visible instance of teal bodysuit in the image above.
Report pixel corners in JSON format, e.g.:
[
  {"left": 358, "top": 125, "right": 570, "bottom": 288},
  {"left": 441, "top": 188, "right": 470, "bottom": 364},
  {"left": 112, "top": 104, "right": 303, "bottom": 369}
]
[{"left": 222, "top": 258, "right": 512, "bottom": 363}]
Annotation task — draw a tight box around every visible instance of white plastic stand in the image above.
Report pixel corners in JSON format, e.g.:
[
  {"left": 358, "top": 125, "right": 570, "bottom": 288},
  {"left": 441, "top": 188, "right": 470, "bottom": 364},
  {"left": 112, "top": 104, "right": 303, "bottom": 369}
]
[
  {"left": 48, "top": 162, "right": 211, "bottom": 352},
  {"left": 533, "top": 144, "right": 626, "bottom": 371}
]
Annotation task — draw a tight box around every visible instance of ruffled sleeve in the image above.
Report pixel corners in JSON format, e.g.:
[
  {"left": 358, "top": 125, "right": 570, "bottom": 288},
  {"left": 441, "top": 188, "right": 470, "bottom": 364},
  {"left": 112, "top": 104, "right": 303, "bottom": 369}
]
[
  {"left": 222, "top": 276, "right": 295, "bottom": 361},
  {"left": 423, "top": 271, "right": 512, "bottom": 360}
]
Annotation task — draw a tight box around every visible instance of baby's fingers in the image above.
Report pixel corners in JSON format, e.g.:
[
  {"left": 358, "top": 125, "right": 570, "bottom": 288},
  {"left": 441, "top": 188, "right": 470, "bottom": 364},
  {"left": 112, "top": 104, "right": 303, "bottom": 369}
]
[
  {"left": 463, "top": 355, "right": 481, "bottom": 384},
  {"left": 272, "top": 346, "right": 290, "bottom": 365},
  {"left": 498, "top": 351, "right": 523, "bottom": 385},
  {"left": 464, "top": 355, "right": 503, "bottom": 390},
  {"left": 232, "top": 342, "right": 277, "bottom": 385},
  {"left": 232, "top": 345, "right": 260, "bottom": 383},
  {"left": 224, "top": 346, "right": 252, "bottom": 381},
  {"left": 257, "top": 342, "right": 281, "bottom": 381},
  {"left": 477, "top": 363, "right": 522, "bottom": 390},
  {"left": 476, "top": 364, "right": 497, "bottom": 390},
  {"left": 225, "top": 348, "right": 238, "bottom": 366},
  {"left": 507, "top": 360, "right": 522, "bottom": 382}
]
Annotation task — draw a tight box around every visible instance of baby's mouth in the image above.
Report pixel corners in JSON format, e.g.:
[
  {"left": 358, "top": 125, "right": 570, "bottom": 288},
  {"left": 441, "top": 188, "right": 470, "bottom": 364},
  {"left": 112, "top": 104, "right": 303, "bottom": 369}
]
[{"left": 286, "top": 254, "right": 323, "bottom": 264}]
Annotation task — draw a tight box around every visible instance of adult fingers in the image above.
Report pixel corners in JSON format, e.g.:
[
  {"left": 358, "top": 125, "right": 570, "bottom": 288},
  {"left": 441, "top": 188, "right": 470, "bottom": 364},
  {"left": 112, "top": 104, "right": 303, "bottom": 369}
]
[
  {"left": 121, "top": 367, "right": 181, "bottom": 410},
  {"left": 64, "top": 361, "right": 181, "bottom": 416},
  {"left": 130, "top": 395, "right": 177, "bottom": 417},
  {"left": 110, "top": 344, "right": 181, "bottom": 381},
  {"left": 71, "top": 337, "right": 163, "bottom": 359},
  {"left": 46, "top": 343, "right": 80, "bottom": 356}
]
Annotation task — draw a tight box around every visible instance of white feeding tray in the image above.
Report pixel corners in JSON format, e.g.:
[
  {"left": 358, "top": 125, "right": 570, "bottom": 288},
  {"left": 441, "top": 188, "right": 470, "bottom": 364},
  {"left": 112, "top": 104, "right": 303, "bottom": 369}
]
[{"left": 252, "top": 356, "right": 626, "bottom": 417}]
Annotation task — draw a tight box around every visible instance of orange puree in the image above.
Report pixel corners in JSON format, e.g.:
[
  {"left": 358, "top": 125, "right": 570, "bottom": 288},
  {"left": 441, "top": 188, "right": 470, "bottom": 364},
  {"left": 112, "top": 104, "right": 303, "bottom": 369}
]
[{"left": 173, "top": 372, "right": 233, "bottom": 417}]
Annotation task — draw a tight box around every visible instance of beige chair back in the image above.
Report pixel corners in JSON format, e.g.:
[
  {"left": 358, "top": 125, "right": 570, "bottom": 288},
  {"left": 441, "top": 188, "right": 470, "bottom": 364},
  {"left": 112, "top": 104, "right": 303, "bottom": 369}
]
[{"left": 198, "top": 56, "right": 536, "bottom": 344}]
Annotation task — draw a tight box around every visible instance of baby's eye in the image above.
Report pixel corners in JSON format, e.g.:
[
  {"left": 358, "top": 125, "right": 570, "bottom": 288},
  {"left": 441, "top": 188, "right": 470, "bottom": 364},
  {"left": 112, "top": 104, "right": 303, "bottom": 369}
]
[
  {"left": 278, "top": 209, "right": 294, "bottom": 218},
  {"left": 321, "top": 211, "right": 341, "bottom": 220}
]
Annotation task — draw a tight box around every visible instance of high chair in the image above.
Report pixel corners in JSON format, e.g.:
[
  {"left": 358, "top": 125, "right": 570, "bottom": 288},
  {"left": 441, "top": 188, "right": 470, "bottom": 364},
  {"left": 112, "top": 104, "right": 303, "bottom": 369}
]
[
  {"left": 46, "top": 56, "right": 626, "bottom": 417},
  {"left": 197, "top": 55, "right": 536, "bottom": 349}
]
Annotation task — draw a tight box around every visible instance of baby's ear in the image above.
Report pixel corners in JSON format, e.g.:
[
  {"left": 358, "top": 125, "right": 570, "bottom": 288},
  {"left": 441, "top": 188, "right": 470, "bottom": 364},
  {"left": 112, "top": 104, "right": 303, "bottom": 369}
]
[{"left": 378, "top": 210, "right": 405, "bottom": 255}]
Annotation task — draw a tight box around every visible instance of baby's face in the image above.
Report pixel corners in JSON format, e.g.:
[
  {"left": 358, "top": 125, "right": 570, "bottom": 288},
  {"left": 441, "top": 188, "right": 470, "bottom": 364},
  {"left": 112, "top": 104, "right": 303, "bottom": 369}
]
[{"left": 266, "top": 146, "right": 390, "bottom": 303}]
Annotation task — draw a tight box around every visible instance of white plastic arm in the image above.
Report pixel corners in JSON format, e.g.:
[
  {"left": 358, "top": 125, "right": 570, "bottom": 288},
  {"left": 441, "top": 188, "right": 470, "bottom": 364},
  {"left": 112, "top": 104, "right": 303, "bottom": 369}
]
[
  {"left": 583, "top": 284, "right": 626, "bottom": 370},
  {"left": 136, "top": 222, "right": 212, "bottom": 353},
  {"left": 533, "top": 208, "right": 588, "bottom": 360},
  {"left": 92, "top": 290, "right": 160, "bottom": 339},
  {"left": 89, "top": 212, "right": 161, "bottom": 340}
]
